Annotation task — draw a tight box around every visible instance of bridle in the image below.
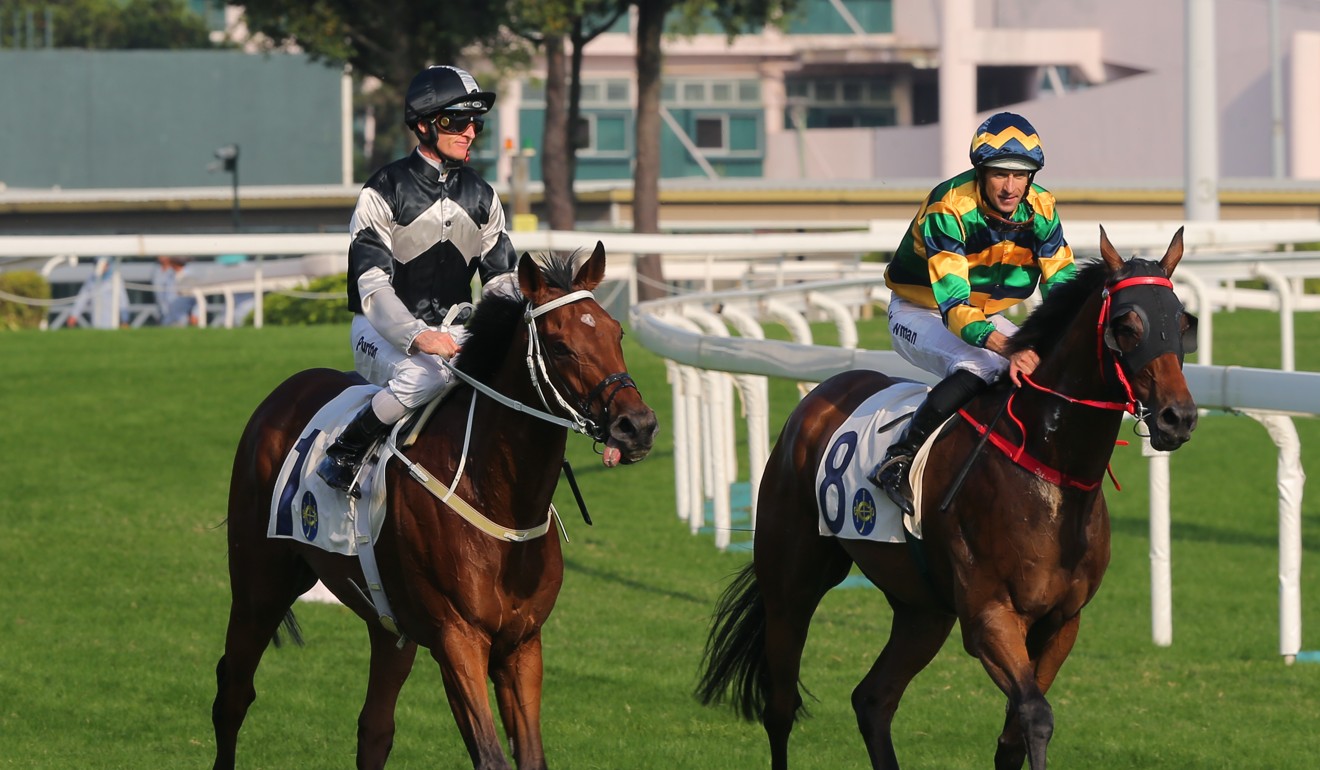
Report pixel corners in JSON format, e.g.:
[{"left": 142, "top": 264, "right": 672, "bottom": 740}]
[
  {"left": 387, "top": 288, "right": 638, "bottom": 543},
  {"left": 440, "top": 289, "right": 638, "bottom": 443},
  {"left": 957, "top": 264, "right": 1193, "bottom": 491},
  {"left": 522, "top": 289, "right": 639, "bottom": 444}
]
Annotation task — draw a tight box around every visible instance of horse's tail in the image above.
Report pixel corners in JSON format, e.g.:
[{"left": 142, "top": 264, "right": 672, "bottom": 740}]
[
  {"left": 695, "top": 562, "right": 784, "bottom": 722},
  {"left": 270, "top": 609, "right": 305, "bottom": 649}
]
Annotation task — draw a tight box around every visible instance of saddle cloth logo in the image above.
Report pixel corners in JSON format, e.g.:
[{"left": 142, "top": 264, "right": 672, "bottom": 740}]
[
  {"left": 267, "top": 384, "right": 391, "bottom": 556},
  {"left": 814, "top": 380, "right": 937, "bottom": 543}
]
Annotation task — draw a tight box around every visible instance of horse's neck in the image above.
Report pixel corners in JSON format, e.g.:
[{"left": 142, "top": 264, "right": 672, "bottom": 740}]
[
  {"left": 466, "top": 374, "right": 570, "bottom": 503},
  {"left": 1007, "top": 306, "right": 1127, "bottom": 480}
]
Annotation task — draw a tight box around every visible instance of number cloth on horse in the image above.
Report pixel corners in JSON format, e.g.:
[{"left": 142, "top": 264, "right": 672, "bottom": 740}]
[
  {"left": 814, "top": 379, "right": 947, "bottom": 542},
  {"left": 267, "top": 385, "right": 391, "bottom": 555}
]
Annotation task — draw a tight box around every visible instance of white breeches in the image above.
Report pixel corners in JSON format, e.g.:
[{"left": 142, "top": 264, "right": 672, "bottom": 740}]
[
  {"left": 350, "top": 314, "right": 463, "bottom": 417},
  {"left": 886, "top": 294, "right": 1018, "bottom": 384}
]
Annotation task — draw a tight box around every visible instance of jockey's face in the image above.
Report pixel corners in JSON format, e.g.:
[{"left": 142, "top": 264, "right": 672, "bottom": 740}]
[
  {"left": 417, "top": 112, "right": 483, "bottom": 164},
  {"left": 981, "top": 169, "right": 1031, "bottom": 217}
]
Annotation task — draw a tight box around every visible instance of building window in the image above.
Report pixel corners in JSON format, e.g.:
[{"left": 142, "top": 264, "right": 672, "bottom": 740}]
[
  {"left": 784, "top": 75, "right": 897, "bottom": 129},
  {"left": 694, "top": 116, "right": 726, "bottom": 151},
  {"left": 521, "top": 78, "right": 631, "bottom": 106},
  {"left": 665, "top": 78, "right": 761, "bottom": 106},
  {"left": 577, "top": 112, "right": 630, "bottom": 155}
]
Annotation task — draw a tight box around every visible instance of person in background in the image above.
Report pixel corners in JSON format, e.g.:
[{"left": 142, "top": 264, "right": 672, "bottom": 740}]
[
  {"left": 868, "top": 112, "right": 1076, "bottom": 515},
  {"left": 316, "top": 64, "right": 519, "bottom": 494}
]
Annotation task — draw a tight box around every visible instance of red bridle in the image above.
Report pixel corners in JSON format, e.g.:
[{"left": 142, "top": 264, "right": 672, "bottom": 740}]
[{"left": 957, "top": 273, "right": 1176, "bottom": 491}]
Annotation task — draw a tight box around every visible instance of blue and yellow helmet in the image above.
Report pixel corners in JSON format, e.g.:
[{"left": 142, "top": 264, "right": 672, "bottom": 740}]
[{"left": 969, "top": 112, "right": 1045, "bottom": 171}]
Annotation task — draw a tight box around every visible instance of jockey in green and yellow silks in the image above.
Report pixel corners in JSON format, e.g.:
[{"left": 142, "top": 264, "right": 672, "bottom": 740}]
[{"left": 869, "top": 112, "right": 1077, "bottom": 516}]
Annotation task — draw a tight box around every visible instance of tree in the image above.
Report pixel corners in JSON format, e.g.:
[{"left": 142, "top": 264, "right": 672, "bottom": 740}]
[
  {"left": 0, "top": 0, "right": 214, "bottom": 49},
  {"left": 509, "top": 0, "right": 629, "bottom": 231},
  {"left": 630, "top": 0, "right": 798, "bottom": 300},
  {"left": 237, "top": 0, "right": 515, "bottom": 172}
]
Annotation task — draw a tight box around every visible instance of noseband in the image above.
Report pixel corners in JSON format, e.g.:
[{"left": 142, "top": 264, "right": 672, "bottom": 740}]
[{"left": 524, "top": 290, "right": 638, "bottom": 443}]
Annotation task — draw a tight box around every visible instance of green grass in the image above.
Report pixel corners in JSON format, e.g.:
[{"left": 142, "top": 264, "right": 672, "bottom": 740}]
[{"left": 2, "top": 309, "right": 1320, "bottom": 768}]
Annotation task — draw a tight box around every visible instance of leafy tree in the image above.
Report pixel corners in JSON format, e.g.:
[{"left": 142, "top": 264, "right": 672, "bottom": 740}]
[
  {"left": 0, "top": 271, "right": 50, "bottom": 331},
  {"left": 237, "top": 0, "right": 515, "bottom": 173},
  {"left": 0, "top": 0, "right": 214, "bottom": 49}
]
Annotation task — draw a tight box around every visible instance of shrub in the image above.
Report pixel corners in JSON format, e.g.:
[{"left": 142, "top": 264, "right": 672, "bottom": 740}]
[
  {"left": 257, "top": 273, "right": 353, "bottom": 326},
  {"left": 0, "top": 271, "right": 52, "bottom": 330}
]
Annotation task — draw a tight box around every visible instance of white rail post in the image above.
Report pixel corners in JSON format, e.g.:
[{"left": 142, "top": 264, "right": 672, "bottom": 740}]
[
  {"left": 718, "top": 305, "right": 771, "bottom": 526},
  {"left": 1246, "top": 411, "right": 1307, "bottom": 662},
  {"left": 1145, "top": 436, "right": 1174, "bottom": 647}
]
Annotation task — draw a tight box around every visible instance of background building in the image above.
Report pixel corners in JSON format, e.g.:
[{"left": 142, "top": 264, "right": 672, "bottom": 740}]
[{"left": 4, "top": 0, "right": 1320, "bottom": 233}]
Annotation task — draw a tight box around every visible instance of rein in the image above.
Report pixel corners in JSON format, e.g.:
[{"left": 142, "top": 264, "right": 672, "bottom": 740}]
[{"left": 957, "top": 272, "right": 1178, "bottom": 491}]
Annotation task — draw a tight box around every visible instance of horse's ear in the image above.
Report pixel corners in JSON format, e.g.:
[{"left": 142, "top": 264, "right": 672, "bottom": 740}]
[
  {"left": 1098, "top": 225, "right": 1123, "bottom": 271},
  {"left": 574, "top": 241, "right": 607, "bottom": 292},
  {"left": 1159, "top": 226, "right": 1185, "bottom": 277},
  {"left": 517, "top": 252, "right": 545, "bottom": 301}
]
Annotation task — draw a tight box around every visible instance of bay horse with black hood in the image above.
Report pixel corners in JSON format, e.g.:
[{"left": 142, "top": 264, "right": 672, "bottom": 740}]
[{"left": 697, "top": 227, "right": 1197, "bottom": 769}]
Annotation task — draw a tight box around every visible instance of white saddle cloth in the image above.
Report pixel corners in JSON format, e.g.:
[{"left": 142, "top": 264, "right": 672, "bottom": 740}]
[
  {"left": 266, "top": 385, "right": 391, "bottom": 556},
  {"left": 814, "top": 380, "right": 942, "bottom": 542}
]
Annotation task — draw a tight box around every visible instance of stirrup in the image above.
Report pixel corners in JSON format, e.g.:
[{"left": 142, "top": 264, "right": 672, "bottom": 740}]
[
  {"left": 872, "top": 455, "right": 914, "bottom": 517},
  {"left": 316, "top": 455, "right": 363, "bottom": 497}
]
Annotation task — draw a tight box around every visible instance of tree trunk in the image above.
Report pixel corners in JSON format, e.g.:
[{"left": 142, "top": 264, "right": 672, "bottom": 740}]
[
  {"left": 632, "top": 0, "right": 667, "bottom": 301},
  {"left": 542, "top": 35, "right": 576, "bottom": 230}
]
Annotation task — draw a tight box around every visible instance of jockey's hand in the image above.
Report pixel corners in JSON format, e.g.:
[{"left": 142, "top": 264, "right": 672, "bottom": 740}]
[
  {"left": 412, "top": 329, "right": 461, "bottom": 359},
  {"left": 1007, "top": 348, "right": 1040, "bottom": 387},
  {"left": 985, "top": 331, "right": 1037, "bottom": 387}
]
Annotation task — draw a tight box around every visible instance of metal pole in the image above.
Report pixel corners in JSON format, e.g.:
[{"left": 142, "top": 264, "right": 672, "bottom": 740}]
[
  {"left": 1185, "top": 0, "right": 1220, "bottom": 221},
  {"left": 1270, "top": 0, "right": 1286, "bottom": 178},
  {"left": 231, "top": 144, "right": 241, "bottom": 232}
]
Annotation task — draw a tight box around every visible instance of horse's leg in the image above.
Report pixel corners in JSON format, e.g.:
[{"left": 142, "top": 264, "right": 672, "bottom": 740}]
[
  {"left": 490, "top": 634, "right": 547, "bottom": 770},
  {"left": 211, "top": 544, "right": 312, "bottom": 770},
  {"left": 433, "top": 628, "right": 510, "bottom": 770},
  {"left": 992, "top": 613, "right": 1081, "bottom": 770},
  {"left": 355, "top": 624, "right": 419, "bottom": 770},
  {"left": 964, "top": 604, "right": 1054, "bottom": 770},
  {"left": 851, "top": 599, "right": 955, "bottom": 770},
  {"left": 757, "top": 538, "right": 853, "bottom": 770}
]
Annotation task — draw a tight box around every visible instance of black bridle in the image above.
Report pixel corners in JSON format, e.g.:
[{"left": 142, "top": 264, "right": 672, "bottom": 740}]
[{"left": 523, "top": 290, "right": 639, "bottom": 444}]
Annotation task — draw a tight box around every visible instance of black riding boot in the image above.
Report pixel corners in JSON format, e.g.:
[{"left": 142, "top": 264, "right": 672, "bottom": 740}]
[
  {"left": 316, "top": 404, "right": 391, "bottom": 494},
  {"left": 867, "top": 369, "right": 989, "bottom": 516}
]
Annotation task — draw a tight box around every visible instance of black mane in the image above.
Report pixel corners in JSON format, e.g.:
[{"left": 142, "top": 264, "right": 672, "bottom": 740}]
[
  {"left": 1003, "top": 258, "right": 1111, "bottom": 358},
  {"left": 450, "top": 252, "right": 580, "bottom": 384}
]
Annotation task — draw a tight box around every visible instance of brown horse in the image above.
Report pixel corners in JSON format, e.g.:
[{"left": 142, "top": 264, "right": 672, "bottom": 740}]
[
  {"left": 212, "top": 244, "right": 658, "bottom": 770},
  {"left": 696, "top": 228, "right": 1198, "bottom": 769}
]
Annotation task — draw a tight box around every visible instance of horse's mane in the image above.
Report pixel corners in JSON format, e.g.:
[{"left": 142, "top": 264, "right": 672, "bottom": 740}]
[
  {"left": 1003, "top": 258, "right": 1110, "bottom": 358},
  {"left": 451, "top": 252, "right": 579, "bottom": 384}
]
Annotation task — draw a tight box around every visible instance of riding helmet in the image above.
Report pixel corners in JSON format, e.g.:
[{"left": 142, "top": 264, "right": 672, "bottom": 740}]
[
  {"left": 969, "top": 112, "right": 1045, "bottom": 171},
  {"left": 403, "top": 65, "right": 496, "bottom": 126}
]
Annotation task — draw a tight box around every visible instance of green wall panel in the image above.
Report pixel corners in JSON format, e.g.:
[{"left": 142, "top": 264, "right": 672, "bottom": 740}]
[{"left": 0, "top": 50, "right": 343, "bottom": 189}]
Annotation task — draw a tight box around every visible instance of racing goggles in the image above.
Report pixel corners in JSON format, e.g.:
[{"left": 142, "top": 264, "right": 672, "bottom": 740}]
[{"left": 433, "top": 113, "right": 485, "bottom": 135}]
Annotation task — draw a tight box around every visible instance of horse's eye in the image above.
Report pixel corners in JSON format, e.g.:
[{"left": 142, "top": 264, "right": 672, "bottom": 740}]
[
  {"left": 1111, "top": 323, "right": 1139, "bottom": 341},
  {"left": 550, "top": 340, "right": 573, "bottom": 357}
]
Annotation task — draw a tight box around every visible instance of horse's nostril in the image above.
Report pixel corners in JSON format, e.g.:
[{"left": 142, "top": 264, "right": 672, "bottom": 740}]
[
  {"left": 613, "top": 411, "right": 658, "bottom": 448},
  {"left": 1159, "top": 404, "right": 1198, "bottom": 436}
]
